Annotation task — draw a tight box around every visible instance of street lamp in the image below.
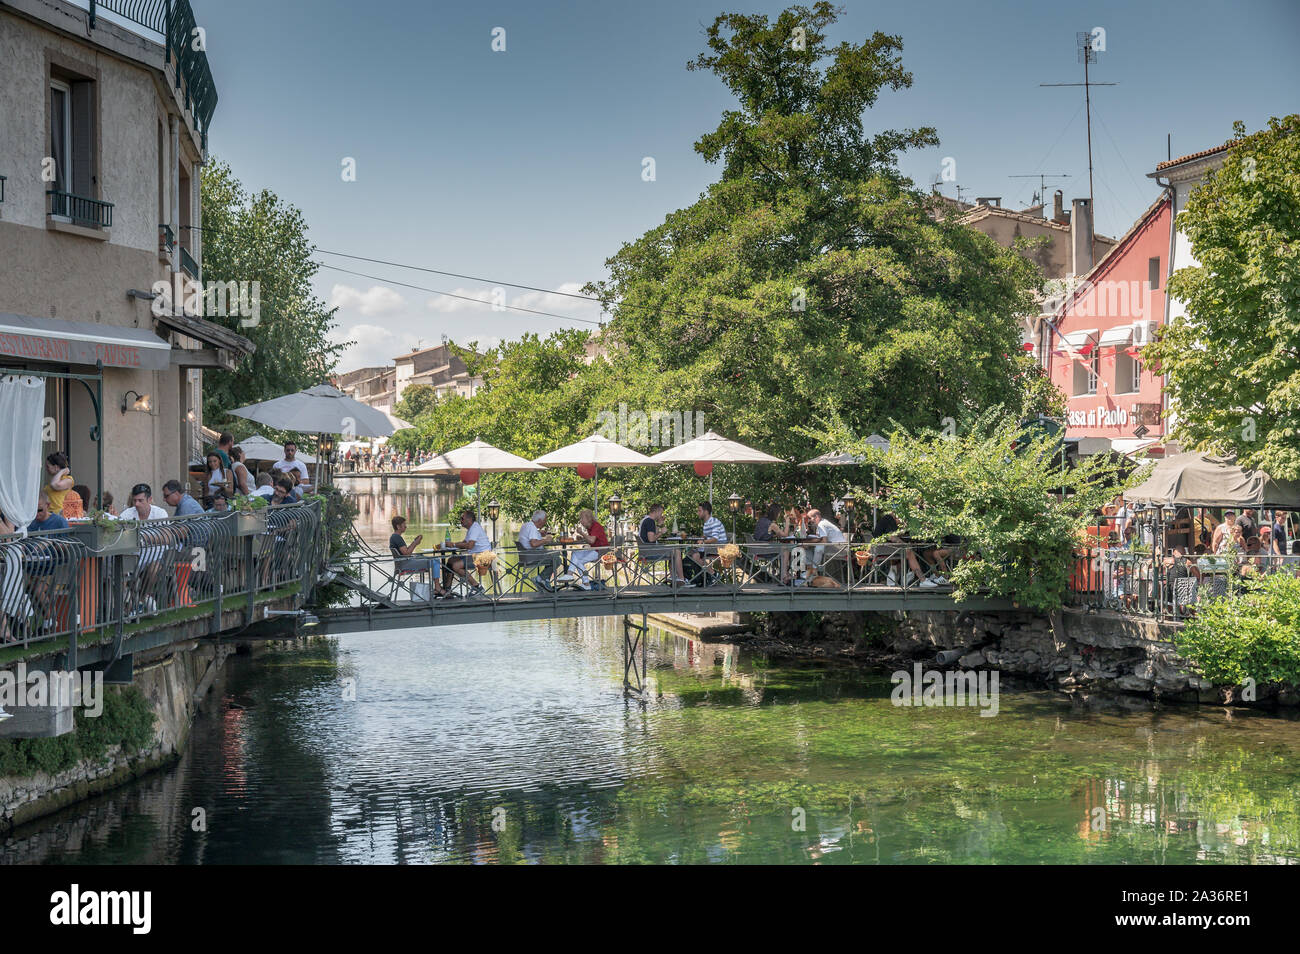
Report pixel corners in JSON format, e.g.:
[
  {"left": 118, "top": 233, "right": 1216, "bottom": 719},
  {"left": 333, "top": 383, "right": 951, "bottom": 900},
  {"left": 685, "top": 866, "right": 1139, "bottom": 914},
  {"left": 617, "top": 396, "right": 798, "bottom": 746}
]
[
  {"left": 487, "top": 499, "right": 500, "bottom": 548},
  {"left": 842, "top": 492, "right": 856, "bottom": 536},
  {"left": 728, "top": 492, "right": 742, "bottom": 538},
  {"left": 608, "top": 494, "right": 623, "bottom": 542}
]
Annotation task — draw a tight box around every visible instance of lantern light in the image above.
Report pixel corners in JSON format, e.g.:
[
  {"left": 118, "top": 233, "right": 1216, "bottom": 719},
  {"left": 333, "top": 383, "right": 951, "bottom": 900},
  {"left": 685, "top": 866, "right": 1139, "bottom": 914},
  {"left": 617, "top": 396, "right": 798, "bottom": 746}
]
[
  {"left": 608, "top": 494, "right": 623, "bottom": 515},
  {"left": 727, "top": 493, "right": 742, "bottom": 514},
  {"left": 487, "top": 499, "right": 500, "bottom": 521},
  {"left": 843, "top": 494, "right": 856, "bottom": 512}
]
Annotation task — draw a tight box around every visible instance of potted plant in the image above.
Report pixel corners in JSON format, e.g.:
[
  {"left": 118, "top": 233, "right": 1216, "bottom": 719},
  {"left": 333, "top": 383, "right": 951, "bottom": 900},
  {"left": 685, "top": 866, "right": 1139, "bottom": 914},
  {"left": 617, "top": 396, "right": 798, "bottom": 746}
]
[
  {"left": 232, "top": 493, "right": 269, "bottom": 534},
  {"left": 68, "top": 510, "right": 139, "bottom": 556}
]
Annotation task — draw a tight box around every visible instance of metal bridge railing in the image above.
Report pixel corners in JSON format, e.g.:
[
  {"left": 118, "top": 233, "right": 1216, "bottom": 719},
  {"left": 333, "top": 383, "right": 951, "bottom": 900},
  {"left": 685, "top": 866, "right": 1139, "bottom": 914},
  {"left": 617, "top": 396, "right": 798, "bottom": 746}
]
[
  {"left": 1066, "top": 548, "right": 1300, "bottom": 621},
  {"left": 0, "top": 501, "right": 323, "bottom": 656},
  {"left": 329, "top": 538, "right": 963, "bottom": 611}
]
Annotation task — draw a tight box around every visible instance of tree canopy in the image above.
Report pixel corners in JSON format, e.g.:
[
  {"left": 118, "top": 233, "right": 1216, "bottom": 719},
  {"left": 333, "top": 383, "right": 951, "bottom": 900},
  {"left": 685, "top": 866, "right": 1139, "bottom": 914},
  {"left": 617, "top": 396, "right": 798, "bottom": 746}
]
[
  {"left": 1146, "top": 116, "right": 1300, "bottom": 479},
  {"left": 201, "top": 158, "right": 347, "bottom": 434},
  {"left": 393, "top": 4, "right": 1056, "bottom": 524}
]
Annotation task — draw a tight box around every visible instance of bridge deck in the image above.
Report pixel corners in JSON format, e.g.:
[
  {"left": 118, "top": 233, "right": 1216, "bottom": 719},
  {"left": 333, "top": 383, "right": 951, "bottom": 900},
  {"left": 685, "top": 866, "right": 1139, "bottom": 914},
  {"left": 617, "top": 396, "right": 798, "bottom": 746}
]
[{"left": 314, "top": 584, "right": 1012, "bottom": 634}]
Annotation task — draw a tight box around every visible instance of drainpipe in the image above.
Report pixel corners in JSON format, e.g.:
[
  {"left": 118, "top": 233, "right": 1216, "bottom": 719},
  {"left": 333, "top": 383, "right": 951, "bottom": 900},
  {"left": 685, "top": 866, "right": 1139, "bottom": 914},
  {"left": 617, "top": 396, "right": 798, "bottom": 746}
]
[{"left": 169, "top": 116, "right": 180, "bottom": 275}]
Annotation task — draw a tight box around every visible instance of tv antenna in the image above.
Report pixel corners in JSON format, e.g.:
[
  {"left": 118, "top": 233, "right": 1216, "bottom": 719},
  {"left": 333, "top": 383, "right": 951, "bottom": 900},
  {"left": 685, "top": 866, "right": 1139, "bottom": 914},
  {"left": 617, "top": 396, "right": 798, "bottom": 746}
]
[
  {"left": 1041, "top": 32, "right": 1118, "bottom": 231},
  {"left": 1010, "top": 173, "right": 1071, "bottom": 209}
]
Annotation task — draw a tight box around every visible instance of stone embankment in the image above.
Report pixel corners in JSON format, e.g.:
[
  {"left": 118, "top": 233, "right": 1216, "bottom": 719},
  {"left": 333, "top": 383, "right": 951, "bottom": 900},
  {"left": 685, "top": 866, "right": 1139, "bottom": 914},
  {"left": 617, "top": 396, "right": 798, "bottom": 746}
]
[{"left": 745, "top": 608, "right": 1295, "bottom": 707}]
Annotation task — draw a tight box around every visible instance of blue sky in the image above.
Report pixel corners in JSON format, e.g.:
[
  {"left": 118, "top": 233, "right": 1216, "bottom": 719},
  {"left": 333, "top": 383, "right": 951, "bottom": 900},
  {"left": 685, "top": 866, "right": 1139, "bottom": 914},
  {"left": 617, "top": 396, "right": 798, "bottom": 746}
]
[{"left": 184, "top": 0, "right": 1299, "bottom": 370}]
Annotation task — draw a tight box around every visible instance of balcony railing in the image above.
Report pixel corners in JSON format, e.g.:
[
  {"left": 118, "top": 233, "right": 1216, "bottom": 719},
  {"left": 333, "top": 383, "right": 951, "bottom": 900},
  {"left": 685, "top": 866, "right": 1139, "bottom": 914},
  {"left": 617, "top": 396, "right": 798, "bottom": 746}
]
[
  {"left": 47, "top": 190, "right": 114, "bottom": 228},
  {"left": 88, "top": 0, "right": 218, "bottom": 146},
  {"left": 179, "top": 246, "right": 201, "bottom": 281},
  {"left": 159, "top": 223, "right": 175, "bottom": 255}
]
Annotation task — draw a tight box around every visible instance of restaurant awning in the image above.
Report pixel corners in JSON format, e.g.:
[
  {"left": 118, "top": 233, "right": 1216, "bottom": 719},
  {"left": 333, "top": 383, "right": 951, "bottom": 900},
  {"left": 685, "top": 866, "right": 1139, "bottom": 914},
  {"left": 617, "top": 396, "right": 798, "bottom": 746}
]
[
  {"left": 0, "top": 312, "right": 172, "bottom": 371},
  {"left": 1098, "top": 325, "right": 1134, "bottom": 347}
]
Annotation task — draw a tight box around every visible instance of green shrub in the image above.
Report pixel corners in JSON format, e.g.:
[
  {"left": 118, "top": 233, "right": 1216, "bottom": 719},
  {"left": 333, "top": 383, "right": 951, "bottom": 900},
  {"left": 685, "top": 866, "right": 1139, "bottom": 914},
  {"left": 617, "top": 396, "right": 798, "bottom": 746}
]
[
  {"left": 1175, "top": 573, "right": 1300, "bottom": 686},
  {"left": 0, "top": 685, "right": 156, "bottom": 779}
]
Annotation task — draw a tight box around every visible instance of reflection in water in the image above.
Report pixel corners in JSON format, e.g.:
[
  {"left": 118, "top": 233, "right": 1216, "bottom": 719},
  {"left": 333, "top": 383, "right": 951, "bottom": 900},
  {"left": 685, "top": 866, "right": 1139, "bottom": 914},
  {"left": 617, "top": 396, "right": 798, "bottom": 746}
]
[
  {"left": 3, "top": 616, "right": 1300, "bottom": 865},
  {"left": 5, "top": 478, "right": 1299, "bottom": 865}
]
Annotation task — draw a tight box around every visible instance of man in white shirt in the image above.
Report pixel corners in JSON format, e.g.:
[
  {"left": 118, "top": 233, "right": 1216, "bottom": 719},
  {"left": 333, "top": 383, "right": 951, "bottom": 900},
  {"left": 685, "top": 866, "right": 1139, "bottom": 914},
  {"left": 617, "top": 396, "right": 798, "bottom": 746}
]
[
  {"left": 122, "top": 483, "right": 170, "bottom": 612},
  {"left": 447, "top": 508, "right": 491, "bottom": 591},
  {"left": 272, "top": 441, "right": 312, "bottom": 492},
  {"left": 805, "top": 508, "right": 848, "bottom": 573},
  {"left": 250, "top": 473, "right": 275, "bottom": 498},
  {"left": 518, "top": 509, "right": 564, "bottom": 591}
]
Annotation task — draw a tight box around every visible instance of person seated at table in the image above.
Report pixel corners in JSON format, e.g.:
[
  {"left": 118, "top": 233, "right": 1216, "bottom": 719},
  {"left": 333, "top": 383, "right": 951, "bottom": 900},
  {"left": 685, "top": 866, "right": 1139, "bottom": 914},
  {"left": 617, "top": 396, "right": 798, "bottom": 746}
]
[
  {"left": 867, "top": 508, "right": 936, "bottom": 587},
  {"left": 445, "top": 508, "right": 490, "bottom": 592},
  {"left": 921, "top": 535, "right": 961, "bottom": 583},
  {"left": 569, "top": 508, "right": 609, "bottom": 590},
  {"left": 28, "top": 493, "right": 70, "bottom": 534},
  {"left": 162, "top": 479, "right": 204, "bottom": 516},
  {"left": 390, "top": 516, "right": 447, "bottom": 598},
  {"left": 250, "top": 473, "right": 275, "bottom": 499},
  {"left": 637, "top": 504, "right": 691, "bottom": 586},
  {"left": 269, "top": 476, "right": 296, "bottom": 506},
  {"left": 803, "top": 507, "right": 849, "bottom": 571},
  {"left": 121, "top": 484, "right": 169, "bottom": 612},
  {"left": 684, "top": 501, "right": 728, "bottom": 581},
  {"left": 518, "top": 509, "right": 565, "bottom": 591},
  {"left": 210, "top": 492, "right": 230, "bottom": 513}
]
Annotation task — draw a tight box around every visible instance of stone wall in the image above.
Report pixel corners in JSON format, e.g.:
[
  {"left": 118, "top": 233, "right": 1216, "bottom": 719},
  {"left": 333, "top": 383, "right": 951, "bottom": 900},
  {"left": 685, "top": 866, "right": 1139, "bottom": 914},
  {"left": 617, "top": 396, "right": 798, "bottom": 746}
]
[
  {"left": 756, "top": 608, "right": 1294, "bottom": 707},
  {"left": 0, "top": 642, "right": 225, "bottom": 832}
]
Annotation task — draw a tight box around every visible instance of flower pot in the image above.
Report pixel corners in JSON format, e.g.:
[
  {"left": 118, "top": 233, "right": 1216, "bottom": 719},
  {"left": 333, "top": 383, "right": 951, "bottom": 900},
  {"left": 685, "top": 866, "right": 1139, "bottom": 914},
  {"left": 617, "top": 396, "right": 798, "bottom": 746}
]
[
  {"left": 853, "top": 550, "right": 871, "bottom": 567},
  {"left": 69, "top": 522, "right": 139, "bottom": 557},
  {"left": 236, "top": 511, "right": 268, "bottom": 535}
]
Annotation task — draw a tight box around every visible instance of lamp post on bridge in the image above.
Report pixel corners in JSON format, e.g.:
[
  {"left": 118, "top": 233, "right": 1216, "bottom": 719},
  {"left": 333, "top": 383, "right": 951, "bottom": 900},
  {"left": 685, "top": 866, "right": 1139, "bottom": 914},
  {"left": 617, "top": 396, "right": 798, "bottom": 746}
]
[
  {"left": 727, "top": 493, "right": 742, "bottom": 540},
  {"left": 608, "top": 494, "right": 623, "bottom": 543},
  {"left": 487, "top": 499, "right": 500, "bottom": 549}
]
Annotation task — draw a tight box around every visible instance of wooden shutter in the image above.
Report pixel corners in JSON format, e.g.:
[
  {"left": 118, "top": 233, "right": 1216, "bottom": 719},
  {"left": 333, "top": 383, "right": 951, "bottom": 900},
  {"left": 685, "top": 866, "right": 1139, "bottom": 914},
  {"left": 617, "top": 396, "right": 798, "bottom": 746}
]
[{"left": 70, "top": 79, "right": 95, "bottom": 198}]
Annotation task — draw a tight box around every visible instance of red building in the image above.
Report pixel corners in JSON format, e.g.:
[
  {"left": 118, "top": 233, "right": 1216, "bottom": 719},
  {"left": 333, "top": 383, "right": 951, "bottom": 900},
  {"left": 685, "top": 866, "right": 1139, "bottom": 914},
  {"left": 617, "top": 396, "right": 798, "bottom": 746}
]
[{"left": 1045, "top": 195, "right": 1172, "bottom": 456}]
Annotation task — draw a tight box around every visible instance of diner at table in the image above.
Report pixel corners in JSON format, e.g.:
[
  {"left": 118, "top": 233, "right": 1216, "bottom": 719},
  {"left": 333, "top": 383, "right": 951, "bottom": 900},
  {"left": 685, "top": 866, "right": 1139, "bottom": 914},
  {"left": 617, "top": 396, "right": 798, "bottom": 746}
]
[{"left": 518, "top": 509, "right": 567, "bottom": 591}]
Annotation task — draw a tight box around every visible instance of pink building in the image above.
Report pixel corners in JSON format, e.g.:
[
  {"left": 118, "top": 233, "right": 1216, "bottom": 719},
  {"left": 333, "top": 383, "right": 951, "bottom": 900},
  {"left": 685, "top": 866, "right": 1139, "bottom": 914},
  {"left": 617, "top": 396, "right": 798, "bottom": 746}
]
[{"left": 1045, "top": 195, "right": 1172, "bottom": 456}]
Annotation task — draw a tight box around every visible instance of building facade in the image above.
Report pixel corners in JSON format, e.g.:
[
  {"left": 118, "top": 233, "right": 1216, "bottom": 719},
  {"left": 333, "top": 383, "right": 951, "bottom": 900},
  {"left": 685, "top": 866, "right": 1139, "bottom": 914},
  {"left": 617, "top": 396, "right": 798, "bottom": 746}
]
[
  {"left": 0, "top": 0, "right": 247, "bottom": 506},
  {"left": 1045, "top": 195, "right": 1172, "bottom": 455},
  {"left": 334, "top": 364, "right": 396, "bottom": 415},
  {"left": 393, "top": 343, "right": 481, "bottom": 404}
]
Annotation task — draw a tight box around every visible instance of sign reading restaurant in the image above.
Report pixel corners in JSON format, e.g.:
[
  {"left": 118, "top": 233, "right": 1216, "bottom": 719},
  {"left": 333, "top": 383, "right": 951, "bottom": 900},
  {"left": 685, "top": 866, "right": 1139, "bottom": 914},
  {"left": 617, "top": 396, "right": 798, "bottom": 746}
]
[{"left": 0, "top": 313, "right": 172, "bottom": 371}]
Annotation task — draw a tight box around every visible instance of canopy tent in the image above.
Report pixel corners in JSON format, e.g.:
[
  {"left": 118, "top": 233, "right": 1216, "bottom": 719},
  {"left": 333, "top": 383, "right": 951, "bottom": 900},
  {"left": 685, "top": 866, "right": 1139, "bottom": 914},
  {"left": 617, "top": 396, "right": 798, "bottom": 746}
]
[
  {"left": 650, "top": 430, "right": 784, "bottom": 505},
  {"left": 1125, "top": 452, "right": 1300, "bottom": 509},
  {"left": 233, "top": 434, "right": 316, "bottom": 466},
  {"left": 532, "top": 434, "right": 657, "bottom": 515}
]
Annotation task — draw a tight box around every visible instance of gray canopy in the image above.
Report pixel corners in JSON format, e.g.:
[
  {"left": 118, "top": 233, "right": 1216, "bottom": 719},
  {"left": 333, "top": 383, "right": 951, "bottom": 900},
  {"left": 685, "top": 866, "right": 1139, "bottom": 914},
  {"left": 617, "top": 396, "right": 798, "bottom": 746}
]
[
  {"left": 229, "top": 384, "right": 396, "bottom": 438},
  {"left": 1125, "top": 452, "right": 1300, "bottom": 508}
]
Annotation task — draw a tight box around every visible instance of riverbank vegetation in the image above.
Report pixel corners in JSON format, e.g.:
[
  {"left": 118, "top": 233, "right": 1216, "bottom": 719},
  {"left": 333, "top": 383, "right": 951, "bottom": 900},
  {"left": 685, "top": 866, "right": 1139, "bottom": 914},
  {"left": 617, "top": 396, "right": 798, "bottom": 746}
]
[
  {"left": 389, "top": 3, "right": 1058, "bottom": 522},
  {"left": 1175, "top": 573, "right": 1300, "bottom": 687},
  {"left": 818, "top": 411, "right": 1124, "bottom": 612},
  {"left": 0, "top": 687, "right": 155, "bottom": 779}
]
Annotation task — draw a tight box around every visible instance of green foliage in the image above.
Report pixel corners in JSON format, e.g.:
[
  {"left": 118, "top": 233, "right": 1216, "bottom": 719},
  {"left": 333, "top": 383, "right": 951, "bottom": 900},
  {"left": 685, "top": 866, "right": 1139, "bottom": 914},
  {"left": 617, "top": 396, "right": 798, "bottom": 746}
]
[
  {"left": 1175, "top": 573, "right": 1300, "bottom": 686},
  {"left": 820, "top": 409, "right": 1124, "bottom": 612},
  {"left": 200, "top": 158, "right": 348, "bottom": 433},
  {"left": 393, "top": 384, "right": 439, "bottom": 422},
  {"left": 1145, "top": 115, "right": 1300, "bottom": 479},
  {"left": 0, "top": 686, "right": 156, "bottom": 779},
  {"left": 389, "top": 5, "right": 1053, "bottom": 527},
  {"left": 311, "top": 485, "right": 361, "bottom": 608}
]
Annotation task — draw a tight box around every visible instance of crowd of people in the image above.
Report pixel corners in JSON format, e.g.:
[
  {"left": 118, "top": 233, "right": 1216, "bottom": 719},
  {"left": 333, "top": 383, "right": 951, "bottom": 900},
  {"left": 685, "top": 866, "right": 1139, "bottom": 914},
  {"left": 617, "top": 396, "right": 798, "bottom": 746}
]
[{"left": 343, "top": 446, "right": 432, "bottom": 473}]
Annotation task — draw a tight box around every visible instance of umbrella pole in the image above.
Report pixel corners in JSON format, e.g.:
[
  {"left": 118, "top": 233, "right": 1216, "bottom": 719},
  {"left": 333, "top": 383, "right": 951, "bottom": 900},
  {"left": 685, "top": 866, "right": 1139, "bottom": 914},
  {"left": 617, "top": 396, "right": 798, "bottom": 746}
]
[
  {"left": 595, "top": 466, "right": 599, "bottom": 515},
  {"left": 872, "top": 469, "right": 878, "bottom": 529},
  {"left": 709, "top": 470, "right": 713, "bottom": 507}
]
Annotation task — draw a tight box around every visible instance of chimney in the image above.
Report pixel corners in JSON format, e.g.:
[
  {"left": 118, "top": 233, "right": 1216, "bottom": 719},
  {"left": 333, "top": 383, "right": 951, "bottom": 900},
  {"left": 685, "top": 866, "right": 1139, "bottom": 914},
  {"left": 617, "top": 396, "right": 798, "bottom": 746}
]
[
  {"left": 1071, "top": 197, "right": 1094, "bottom": 276},
  {"left": 1052, "top": 189, "right": 1068, "bottom": 225}
]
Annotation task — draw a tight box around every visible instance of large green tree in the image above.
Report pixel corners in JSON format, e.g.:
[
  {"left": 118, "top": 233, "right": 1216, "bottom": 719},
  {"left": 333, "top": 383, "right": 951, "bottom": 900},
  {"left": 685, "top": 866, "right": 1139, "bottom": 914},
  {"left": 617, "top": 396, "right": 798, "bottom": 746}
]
[
  {"left": 394, "top": 4, "right": 1054, "bottom": 526},
  {"left": 200, "top": 158, "right": 347, "bottom": 432},
  {"left": 1146, "top": 116, "right": 1300, "bottom": 479}
]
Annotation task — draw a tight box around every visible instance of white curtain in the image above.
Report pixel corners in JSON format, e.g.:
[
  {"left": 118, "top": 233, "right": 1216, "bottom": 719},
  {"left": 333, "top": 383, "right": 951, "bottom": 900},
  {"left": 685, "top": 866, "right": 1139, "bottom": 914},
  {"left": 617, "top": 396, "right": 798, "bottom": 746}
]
[{"left": 0, "top": 374, "right": 46, "bottom": 532}]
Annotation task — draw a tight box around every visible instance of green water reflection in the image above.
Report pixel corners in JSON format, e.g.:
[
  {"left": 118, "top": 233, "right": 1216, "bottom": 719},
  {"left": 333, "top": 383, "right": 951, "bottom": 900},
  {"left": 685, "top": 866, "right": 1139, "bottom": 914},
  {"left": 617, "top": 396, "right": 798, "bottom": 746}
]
[{"left": 4, "top": 617, "right": 1299, "bottom": 865}]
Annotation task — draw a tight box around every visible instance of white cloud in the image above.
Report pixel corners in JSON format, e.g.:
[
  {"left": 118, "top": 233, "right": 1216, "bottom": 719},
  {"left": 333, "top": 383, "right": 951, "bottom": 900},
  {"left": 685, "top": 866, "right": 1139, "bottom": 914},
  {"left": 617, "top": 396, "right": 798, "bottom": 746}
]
[
  {"left": 426, "top": 282, "right": 606, "bottom": 324},
  {"left": 329, "top": 283, "right": 407, "bottom": 317},
  {"left": 333, "top": 323, "right": 415, "bottom": 370}
]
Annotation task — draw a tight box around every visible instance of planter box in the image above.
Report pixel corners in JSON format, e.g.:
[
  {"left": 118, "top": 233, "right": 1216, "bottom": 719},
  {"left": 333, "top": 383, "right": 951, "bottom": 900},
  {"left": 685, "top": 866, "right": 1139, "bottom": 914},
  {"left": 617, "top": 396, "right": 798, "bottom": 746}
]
[
  {"left": 68, "top": 522, "right": 139, "bottom": 557},
  {"left": 235, "top": 510, "right": 268, "bottom": 535}
]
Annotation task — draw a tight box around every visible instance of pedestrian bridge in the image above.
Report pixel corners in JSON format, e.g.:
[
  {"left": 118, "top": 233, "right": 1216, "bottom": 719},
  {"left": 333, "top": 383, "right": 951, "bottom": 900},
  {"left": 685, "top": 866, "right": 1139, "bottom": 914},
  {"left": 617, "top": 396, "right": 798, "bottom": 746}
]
[{"left": 317, "top": 542, "right": 1012, "bottom": 637}]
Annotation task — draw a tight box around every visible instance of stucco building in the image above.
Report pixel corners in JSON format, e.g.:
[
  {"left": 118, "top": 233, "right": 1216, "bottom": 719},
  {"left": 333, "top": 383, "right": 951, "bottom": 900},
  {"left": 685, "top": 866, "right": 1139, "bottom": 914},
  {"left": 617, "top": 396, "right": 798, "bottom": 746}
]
[{"left": 0, "top": 0, "right": 248, "bottom": 505}]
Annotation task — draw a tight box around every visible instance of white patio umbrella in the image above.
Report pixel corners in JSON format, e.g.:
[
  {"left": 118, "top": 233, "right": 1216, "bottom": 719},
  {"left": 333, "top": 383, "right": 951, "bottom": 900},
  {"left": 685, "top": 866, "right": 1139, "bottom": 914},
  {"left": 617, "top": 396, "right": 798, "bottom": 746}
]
[
  {"left": 229, "top": 384, "right": 398, "bottom": 488},
  {"left": 234, "top": 434, "right": 316, "bottom": 466},
  {"left": 413, "top": 439, "right": 545, "bottom": 529},
  {"left": 532, "top": 433, "right": 658, "bottom": 514},
  {"left": 800, "top": 434, "right": 890, "bottom": 526},
  {"left": 649, "top": 430, "right": 784, "bottom": 505}
]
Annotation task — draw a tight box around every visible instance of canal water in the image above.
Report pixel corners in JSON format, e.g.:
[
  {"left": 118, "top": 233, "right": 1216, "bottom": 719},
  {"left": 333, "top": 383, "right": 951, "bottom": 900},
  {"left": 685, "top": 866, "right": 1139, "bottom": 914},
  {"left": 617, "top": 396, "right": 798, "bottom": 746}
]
[{"left": 3, "top": 479, "right": 1299, "bottom": 864}]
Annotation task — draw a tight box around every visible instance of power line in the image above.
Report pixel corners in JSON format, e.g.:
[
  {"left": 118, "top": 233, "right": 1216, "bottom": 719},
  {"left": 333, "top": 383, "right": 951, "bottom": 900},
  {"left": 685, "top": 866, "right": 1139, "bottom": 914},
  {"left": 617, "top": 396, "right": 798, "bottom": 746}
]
[{"left": 316, "top": 262, "right": 604, "bottom": 326}]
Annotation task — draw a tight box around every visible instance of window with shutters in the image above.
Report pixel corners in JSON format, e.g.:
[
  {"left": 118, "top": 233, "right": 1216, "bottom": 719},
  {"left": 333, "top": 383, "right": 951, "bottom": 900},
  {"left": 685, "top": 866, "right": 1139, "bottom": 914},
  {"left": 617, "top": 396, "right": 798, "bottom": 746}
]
[{"left": 47, "top": 60, "right": 107, "bottom": 227}]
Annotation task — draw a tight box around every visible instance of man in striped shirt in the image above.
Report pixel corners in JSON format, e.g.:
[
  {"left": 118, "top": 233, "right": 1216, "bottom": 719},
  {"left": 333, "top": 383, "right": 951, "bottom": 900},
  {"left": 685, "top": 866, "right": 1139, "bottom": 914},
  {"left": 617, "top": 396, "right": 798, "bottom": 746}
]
[{"left": 686, "top": 501, "right": 728, "bottom": 580}]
